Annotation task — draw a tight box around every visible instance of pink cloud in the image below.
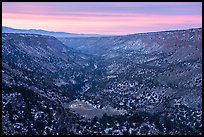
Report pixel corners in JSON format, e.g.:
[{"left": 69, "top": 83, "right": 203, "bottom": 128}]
[{"left": 2, "top": 12, "right": 202, "bottom": 35}]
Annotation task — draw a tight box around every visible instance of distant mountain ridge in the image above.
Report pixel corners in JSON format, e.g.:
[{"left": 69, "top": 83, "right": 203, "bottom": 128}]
[{"left": 2, "top": 26, "right": 107, "bottom": 38}]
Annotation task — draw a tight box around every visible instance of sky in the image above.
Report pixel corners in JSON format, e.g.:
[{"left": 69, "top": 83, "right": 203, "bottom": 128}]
[{"left": 2, "top": 2, "right": 202, "bottom": 35}]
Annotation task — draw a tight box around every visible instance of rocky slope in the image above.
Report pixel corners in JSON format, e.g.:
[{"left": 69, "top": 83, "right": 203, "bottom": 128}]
[
  {"left": 2, "top": 33, "right": 100, "bottom": 135},
  {"left": 2, "top": 28, "right": 202, "bottom": 135},
  {"left": 60, "top": 28, "right": 202, "bottom": 135}
]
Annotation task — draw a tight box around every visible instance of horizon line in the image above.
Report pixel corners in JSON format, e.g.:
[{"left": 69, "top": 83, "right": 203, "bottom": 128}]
[{"left": 2, "top": 25, "right": 202, "bottom": 36}]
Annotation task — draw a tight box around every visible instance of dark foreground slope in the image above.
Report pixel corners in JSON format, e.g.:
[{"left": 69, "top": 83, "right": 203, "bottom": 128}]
[
  {"left": 2, "top": 28, "right": 202, "bottom": 135},
  {"left": 2, "top": 33, "right": 101, "bottom": 135}
]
